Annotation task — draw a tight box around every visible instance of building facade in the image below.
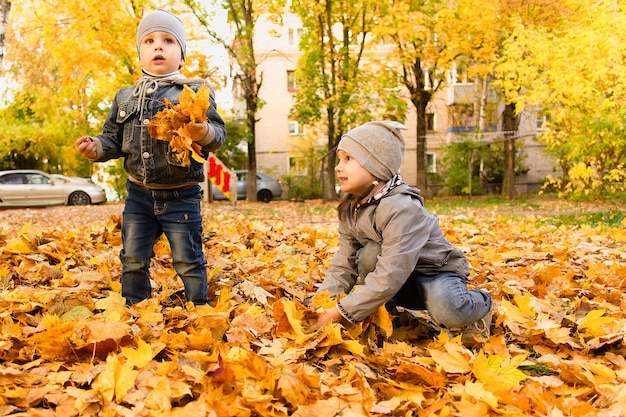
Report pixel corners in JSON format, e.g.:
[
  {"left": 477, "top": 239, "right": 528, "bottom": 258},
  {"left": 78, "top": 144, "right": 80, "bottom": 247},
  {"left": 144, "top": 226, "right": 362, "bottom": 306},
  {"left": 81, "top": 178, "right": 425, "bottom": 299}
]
[{"left": 231, "top": 13, "right": 558, "bottom": 196}]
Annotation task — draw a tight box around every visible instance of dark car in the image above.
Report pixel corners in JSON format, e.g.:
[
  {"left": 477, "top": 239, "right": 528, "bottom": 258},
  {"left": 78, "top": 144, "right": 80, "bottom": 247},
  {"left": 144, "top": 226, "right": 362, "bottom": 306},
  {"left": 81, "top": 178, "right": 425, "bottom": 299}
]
[
  {"left": 211, "top": 170, "right": 282, "bottom": 203},
  {"left": 0, "top": 170, "right": 107, "bottom": 207}
]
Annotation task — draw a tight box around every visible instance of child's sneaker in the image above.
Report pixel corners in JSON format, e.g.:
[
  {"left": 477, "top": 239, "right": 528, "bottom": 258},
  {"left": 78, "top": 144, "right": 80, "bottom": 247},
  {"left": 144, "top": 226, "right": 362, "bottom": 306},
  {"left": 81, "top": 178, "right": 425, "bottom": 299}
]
[{"left": 461, "top": 311, "right": 492, "bottom": 348}]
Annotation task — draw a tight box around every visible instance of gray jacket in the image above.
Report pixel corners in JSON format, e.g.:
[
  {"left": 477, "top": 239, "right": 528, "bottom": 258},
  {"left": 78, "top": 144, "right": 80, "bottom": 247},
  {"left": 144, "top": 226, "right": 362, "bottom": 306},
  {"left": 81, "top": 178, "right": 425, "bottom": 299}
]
[
  {"left": 317, "top": 180, "right": 470, "bottom": 322},
  {"left": 91, "top": 77, "right": 226, "bottom": 187}
]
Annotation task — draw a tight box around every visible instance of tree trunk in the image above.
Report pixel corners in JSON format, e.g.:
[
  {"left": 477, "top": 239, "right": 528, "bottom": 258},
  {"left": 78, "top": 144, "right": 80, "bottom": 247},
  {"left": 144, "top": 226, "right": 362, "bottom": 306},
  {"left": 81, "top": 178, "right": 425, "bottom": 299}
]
[
  {"left": 502, "top": 102, "right": 518, "bottom": 198},
  {"left": 478, "top": 76, "right": 489, "bottom": 132},
  {"left": 323, "top": 112, "right": 339, "bottom": 202},
  {"left": 246, "top": 110, "right": 258, "bottom": 202},
  {"left": 415, "top": 107, "right": 427, "bottom": 194},
  {"left": 0, "top": 0, "right": 11, "bottom": 68}
]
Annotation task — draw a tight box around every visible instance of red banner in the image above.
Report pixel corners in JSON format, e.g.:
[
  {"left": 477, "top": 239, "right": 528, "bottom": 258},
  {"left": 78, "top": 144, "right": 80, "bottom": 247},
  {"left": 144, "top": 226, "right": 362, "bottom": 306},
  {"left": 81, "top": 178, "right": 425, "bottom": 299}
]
[{"left": 207, "top": 153, "right": 233, "bottom": 201}]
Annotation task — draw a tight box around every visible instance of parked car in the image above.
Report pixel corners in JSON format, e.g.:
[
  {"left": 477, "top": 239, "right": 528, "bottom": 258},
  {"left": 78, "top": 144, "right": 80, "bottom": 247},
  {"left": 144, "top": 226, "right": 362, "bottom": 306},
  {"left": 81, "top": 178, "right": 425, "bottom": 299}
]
[
  {"left": 51, "top": 174, "right": 98, "bottom": 184},
  {"left": 0, "top": 170, "right": 107, "bottom": 207},
  {"left": 211, "top": 170, "right": 282, "bottom": 203}
]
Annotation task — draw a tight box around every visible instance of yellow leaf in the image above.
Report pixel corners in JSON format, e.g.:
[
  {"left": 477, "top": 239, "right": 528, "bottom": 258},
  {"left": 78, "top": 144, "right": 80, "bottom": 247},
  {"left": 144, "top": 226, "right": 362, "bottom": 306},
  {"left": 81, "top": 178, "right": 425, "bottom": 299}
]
[
  {"left": 341, "top": 339, "right": 365, "bottom": 356},
  {"left": 577, "top": 309, "right": 615, "bottom": 337},
  {"left": 94, "top": 291, "right": 127, "bottom": 315},
  {"left": 145, "top": 376, "right": 172, "bottom": 411},
  {"left": 275, "top": 298, "right": 306, "bottom": 337},
  {"left": 463, "top": 380, "right": 499, "bottom": 408},
  {"left": 472, "top": 351, "right": 527, "bottom": 391},
  {"left": 277, "top": 368, "right": 312, "bottom": 406},
  {"left": 92, "top": 353, "right": 138, "bottom": 403},
  {"left": 120, "top": 338, "right": 154, "bottom": 369},
  {"left": 513, "top": 291, "right": 537, "bottom": 318},
  {"left": 428, "top": 343, "right": 472, "bottom": 374},
  {"left": 498, "top": 299, "right": 526, "bottom": 322},
  {"left": 372, "top": 304, "right": 393, "bottom": 337},
  {"left": 4, "top": 238, "right": 33, "bottom": 254},
  {"left": 60, "top": 305, "right": 93, "bottom": 322}
]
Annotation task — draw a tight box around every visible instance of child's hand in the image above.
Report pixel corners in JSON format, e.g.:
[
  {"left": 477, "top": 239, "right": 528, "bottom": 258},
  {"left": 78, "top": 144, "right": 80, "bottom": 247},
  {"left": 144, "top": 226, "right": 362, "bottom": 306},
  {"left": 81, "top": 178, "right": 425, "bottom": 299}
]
[
  {"left": 308, "top": 306, "right": 342, "bottom": 331},
  {"left": 75, "top": 136, "right": 97, "bottom": 159},
  {"left": 187, "top": 122, "right": 209, "bottom": 142}
]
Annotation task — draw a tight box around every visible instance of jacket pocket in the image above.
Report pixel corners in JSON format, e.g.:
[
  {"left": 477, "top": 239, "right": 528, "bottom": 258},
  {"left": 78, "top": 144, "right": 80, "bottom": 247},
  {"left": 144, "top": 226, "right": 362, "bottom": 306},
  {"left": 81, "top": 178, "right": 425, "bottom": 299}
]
[
  {"left": 418, "top": 248, "right": 452, "bottom": 269},
  {"left": 116, "top": 101, "right": 138, "bottom": 123},
  {"left": 117, "top": 102, "right": 139, "bottom": 150}
]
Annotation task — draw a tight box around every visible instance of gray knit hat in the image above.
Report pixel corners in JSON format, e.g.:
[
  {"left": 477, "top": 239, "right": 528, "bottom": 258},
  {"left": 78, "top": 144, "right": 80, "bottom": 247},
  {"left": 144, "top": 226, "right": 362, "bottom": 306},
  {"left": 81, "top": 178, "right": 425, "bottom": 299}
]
[
  {"left": 136, "top": 9, "right": 187, "bottom": 60},
  {"left": 338, "top": 121, "right": 407, "bottom": 181}
]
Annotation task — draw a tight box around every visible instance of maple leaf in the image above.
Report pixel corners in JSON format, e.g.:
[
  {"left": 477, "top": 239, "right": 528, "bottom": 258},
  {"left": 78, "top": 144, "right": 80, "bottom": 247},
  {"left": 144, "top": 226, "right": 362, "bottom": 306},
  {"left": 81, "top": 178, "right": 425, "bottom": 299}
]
[
  {"left": 91, "top": 353, "right": 138, "bottom": 403},
  {"left": 577, "top": 309, "right": 616, "bottom": 338},
  {"left": 145, "top": 376, "right": 173, "bottom": 411},
  {"left": 371, "top": 304, "right": 393, "bottom": 337},
  {"left": 428, "top": 342, "right": 472, "bottom": 374},
  {"left": 395, "top": 362, "right": 446, "bottom": 388},
  {"left": 147, "top": 83, "right": 211, "bottom": 166},
  {"left": 277, "top": 368, "right": 314, "bottom": 406},
  {"left": 453, "top": 380, "right": 500, "bottom": 409},
  {"left": 472, "top": 351, "right": 528, "bottom": 392},
  {"left": 120, "top": 338, "right": 156, "bottom": 369},
  {"left": 273, "top": 298, "right": 306, "bottom": 337}
]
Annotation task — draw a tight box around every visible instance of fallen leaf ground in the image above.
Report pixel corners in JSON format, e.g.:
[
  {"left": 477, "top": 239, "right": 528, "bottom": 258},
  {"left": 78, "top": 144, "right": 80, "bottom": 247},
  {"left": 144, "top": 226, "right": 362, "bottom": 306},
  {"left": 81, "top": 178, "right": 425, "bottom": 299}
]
[{"left": 1, "top": 196, "right": 625, "bottom": 416}]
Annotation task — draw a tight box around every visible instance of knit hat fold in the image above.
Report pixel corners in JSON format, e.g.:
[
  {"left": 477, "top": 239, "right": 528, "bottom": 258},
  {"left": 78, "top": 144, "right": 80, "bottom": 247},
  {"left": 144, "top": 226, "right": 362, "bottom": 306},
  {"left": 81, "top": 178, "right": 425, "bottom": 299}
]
[
  {"left": 136, "top": 9, "right": 187, "bottom": 60},
  {"left": 338, "top": 121, "right": 407, "bottom": 181}
]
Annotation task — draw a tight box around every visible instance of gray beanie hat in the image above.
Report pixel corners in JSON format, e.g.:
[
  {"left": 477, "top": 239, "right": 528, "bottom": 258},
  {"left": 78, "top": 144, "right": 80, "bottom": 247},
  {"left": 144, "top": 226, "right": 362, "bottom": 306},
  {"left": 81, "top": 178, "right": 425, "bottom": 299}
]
[
  {"left": 136, "top": 9, "right": 187, "bottom": 60},
  {"left": 338, "top": 121, "right": 407, "bottom": 181}
]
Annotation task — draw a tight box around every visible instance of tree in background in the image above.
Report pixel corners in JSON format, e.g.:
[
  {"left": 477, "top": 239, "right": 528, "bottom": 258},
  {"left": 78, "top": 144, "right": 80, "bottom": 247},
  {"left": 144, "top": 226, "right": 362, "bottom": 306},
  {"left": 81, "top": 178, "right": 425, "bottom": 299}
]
[
  {"left": 496, "top": 0, "right": 626, "bottom": 199},
  {"left": 290, "top": 0, "right": 407, "bottom": 201},
  {"left": 185, "top": 0, "right": 285, "bottom": 202},
  {"left": 373, "top": 0, "right": 453, "bottom": 196},
  {"left": 0, "top": 0, "right": 226, "bottom": 189},
  {"left": 0, "top": 0, "right": 10, "bottom": 68},
  {"left": 1, "top": 0, "right": 143, "bottom": 176},
  {"left": 439, "top": 137, "right": 529, "bottom": 197},
  {"left": 446, "top": 0, "right": 575, "bottom": 198},
  {"left": 217, "top": 119, "right": 248, "bottom": 169},
  {"left": 282, "top": 127, "right": 327, "bottom": 200}
]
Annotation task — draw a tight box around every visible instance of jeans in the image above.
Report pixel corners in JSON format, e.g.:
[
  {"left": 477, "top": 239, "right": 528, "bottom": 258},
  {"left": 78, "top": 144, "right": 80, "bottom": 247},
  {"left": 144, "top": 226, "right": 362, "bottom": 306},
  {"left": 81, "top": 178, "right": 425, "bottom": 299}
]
[
  {"left": 120, "top": 181, "right": 209, "bottom": 305},
  {"left": 357, "top": 242, "right": 491, "bottom": 329}
]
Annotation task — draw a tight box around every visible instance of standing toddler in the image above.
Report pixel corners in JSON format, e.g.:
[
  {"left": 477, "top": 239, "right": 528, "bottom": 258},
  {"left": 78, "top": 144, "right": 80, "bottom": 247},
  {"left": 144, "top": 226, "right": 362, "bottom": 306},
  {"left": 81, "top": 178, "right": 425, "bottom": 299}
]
[{"left": 76, "top": 9, "right": 226, "bottom": 305}]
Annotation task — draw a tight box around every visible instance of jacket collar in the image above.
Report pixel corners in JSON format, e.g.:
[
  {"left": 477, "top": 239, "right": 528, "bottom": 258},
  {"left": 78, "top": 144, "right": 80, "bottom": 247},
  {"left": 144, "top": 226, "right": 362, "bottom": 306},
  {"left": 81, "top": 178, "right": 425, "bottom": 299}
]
[{"left": 363, "top": 174, "right": 405, "bottom": 204}]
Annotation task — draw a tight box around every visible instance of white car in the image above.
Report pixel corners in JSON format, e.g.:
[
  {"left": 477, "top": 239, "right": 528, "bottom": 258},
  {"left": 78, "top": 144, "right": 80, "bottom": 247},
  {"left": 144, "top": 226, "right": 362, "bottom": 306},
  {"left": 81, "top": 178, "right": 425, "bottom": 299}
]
[{"left": 0, "top": 170, "right": 107, "bottom": 207}]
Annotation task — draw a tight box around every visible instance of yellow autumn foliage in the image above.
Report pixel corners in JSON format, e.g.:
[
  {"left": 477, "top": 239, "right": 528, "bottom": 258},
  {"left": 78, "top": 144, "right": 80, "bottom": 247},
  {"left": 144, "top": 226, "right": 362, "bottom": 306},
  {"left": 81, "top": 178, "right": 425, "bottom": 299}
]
[{"left": 0, "top": 198, "right": 625, "bottom": 416}]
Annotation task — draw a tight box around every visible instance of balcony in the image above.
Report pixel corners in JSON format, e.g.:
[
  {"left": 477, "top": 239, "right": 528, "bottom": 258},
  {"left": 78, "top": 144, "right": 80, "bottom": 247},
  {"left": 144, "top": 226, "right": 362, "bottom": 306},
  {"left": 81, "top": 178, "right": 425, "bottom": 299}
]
[{"left": 446, "top": 83, "right": 499, "bottom": 105}]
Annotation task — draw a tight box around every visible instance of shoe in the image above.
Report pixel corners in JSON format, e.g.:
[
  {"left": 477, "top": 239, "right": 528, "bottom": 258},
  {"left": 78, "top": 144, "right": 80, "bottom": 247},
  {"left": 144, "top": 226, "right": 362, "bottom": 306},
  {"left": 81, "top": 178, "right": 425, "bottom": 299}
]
[{"left": 462, "top": 310, "right": 492, "bottom": 348}]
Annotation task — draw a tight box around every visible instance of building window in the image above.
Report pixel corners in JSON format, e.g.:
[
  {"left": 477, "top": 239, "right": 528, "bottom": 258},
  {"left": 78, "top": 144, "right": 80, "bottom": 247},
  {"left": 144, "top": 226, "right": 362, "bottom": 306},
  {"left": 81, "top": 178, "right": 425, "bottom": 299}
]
[
  {"left": 426, "top": 113, "right": 435, "bottom": 131},
  {"left": 537, "top": 115, "right": 546, "bottom": 130},
  {"left": 288, "top": 120, "right": 304, "bottom": 136},
  {"left": 289, "top": 156, "right": 307, "bottom": 175},
  {"left": 426, "top": 153, "right": 436, "bottom": 174},
  {"left": 288, "top": 28, "right": 302, "bottom": 46},
  {"left": 287, "top": 70, "right": 297, "bottom": 91}
]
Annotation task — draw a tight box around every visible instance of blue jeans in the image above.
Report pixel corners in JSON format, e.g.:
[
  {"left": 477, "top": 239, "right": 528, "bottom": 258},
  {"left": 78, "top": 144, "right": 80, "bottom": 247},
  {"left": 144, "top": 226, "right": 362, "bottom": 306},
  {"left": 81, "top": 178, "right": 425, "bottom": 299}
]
[
  {"left": 357, "top": 242, "right": 491, "bottom": 328},
  {"left": 120, "top": 181, "right": 209, "bottom": 305}
]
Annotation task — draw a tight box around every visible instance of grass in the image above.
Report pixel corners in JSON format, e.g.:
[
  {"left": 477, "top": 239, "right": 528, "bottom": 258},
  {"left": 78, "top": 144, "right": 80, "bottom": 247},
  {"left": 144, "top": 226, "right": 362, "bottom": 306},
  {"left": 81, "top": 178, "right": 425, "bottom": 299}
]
[
  {"left": 425, "top": 193, "right": 626, "bottom": 227},
  {"left": 543, "top": 209, "right": 625, "bottom": 228},
  {"left": 206, "top": 193, "right": 626, "bottom": 228}
]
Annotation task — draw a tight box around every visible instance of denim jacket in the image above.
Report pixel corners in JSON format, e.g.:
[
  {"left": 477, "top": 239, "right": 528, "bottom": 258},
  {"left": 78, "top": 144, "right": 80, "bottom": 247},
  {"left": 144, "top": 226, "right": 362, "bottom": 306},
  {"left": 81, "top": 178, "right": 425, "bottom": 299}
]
[
  {"left": 317, "top": 178, "right": 470, "bottom": 322},
  {"left": 91, "top": 76, "right": 226, "bottom": 188}
]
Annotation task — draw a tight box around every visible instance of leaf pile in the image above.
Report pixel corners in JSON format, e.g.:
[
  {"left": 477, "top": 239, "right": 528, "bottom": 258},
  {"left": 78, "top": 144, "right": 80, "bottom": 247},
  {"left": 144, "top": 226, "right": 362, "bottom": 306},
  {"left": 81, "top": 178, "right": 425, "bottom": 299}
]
[
  {"left": 0, "top": 199, "right": 625, "bottom": 416},
  {"left": 147, "top": 83, "right": 211, "bottom": 166}
]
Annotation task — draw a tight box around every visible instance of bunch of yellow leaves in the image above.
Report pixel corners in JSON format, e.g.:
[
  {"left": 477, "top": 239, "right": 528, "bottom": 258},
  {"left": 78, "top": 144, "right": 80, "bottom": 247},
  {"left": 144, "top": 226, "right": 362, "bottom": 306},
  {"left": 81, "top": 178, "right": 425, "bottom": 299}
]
[{"left": 148, "top": 83, "right": 211, "bottom": 166}]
